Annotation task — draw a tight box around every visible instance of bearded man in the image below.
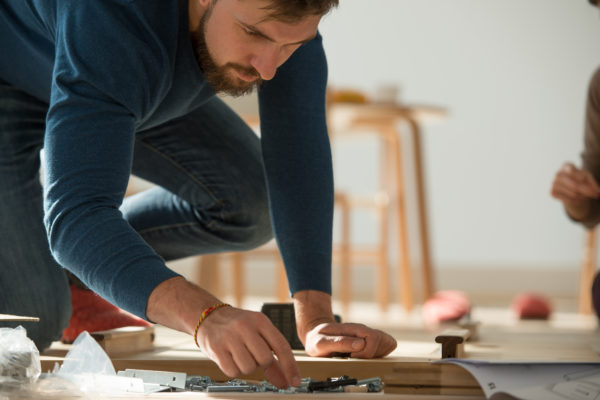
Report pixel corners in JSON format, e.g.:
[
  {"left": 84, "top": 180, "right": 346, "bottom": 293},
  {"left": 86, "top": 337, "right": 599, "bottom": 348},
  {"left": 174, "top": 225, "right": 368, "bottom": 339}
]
[{"left": 0, "top": 0, "right": 396, "bottom": 388}]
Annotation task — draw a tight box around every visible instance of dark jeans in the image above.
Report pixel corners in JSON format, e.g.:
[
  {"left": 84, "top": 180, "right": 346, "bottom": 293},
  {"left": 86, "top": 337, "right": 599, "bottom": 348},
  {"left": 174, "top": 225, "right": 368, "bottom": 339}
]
[{"left": 0, "top": 81, "right": 272, "bottom": 350}]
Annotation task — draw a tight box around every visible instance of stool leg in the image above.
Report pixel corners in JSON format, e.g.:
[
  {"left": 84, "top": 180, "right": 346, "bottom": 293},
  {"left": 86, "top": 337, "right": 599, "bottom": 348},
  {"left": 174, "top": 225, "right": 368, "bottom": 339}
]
[
  {"left": 388, "top": 127, "right": 413, "bottom": 312},
  {"left": 336, "top": 193, "right": 352, "bottom": 316},
  {"left": 377, "top": 142, "right": 391, "bottom": 312},
  {"left": 580, "top": 228, "right": 597, "bottom": 315},
  {"left": 376, "top": 197, "right": 390, "bottom": 312},
  {"left": 232, "top": 253, "right": 244, "bottom": 307},
  {"left": 196, "top": 254, "right": 222, "bottom": 299},
  {"left": 277, "top": 256, "right": 289, "bottom": 302},
  {"left": 408, "top": 119, "right": 436, "bottom": 301}
]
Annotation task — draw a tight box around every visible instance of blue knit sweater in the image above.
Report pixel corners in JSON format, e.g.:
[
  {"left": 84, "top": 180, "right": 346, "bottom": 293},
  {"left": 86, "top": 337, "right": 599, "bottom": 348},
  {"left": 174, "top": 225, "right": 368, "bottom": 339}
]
[{"left": 0, "top": 0, "right": 333, "bottom": 319}]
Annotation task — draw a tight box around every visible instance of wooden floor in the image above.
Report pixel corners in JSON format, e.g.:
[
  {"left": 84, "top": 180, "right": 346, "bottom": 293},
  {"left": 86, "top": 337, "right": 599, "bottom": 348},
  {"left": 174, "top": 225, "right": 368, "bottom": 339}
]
[{"left": 38, "top": 298, "right": 599, "bottom": 399}]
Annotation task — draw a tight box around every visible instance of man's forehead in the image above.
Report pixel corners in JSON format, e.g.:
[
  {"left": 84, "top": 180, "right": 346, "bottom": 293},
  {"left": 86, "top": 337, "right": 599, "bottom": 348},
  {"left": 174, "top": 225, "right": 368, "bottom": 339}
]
[
  {"left": 233, "top": 0, "right": 324, "bottom": 24},
  {"left": 231, "top": 0, "right": 321, "bottom": 43}
]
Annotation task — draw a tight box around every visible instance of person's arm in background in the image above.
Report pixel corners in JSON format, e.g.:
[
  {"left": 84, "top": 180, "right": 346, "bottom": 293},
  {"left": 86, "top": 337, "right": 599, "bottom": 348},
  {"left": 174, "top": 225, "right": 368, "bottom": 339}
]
[
  {"left": 258, "top": 33, "right": 396, "bottom": 358},
  {"left": 551, "top": 68, "right": 600, "bottom": 227}
]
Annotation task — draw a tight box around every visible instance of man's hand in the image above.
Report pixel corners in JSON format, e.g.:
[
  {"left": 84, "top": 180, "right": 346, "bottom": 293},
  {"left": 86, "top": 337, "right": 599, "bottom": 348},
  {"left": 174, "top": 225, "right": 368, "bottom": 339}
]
[
  {"left": 293, "top": 289, "right": 397, "bottom": 359},
  {"left": 147, "top": 277, "right": 300, "bottom": 389},
  {"left": 195, "top": 306, "right": 301, "bottom": 389},
  {"left": 551, "top": 162, "right": 600, "bottom": 220},
  {"left": 303, "top": 321, "right": 397, "bottom": 358}
]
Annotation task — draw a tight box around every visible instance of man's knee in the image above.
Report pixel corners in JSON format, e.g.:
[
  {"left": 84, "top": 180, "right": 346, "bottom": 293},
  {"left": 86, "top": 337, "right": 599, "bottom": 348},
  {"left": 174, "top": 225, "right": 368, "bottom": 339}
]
[
  {"left": 227, "top": 183, "right": 273, "bottom": 250},
  {"left": 0, "top": 280, "right": 71, "bottom": 352},
  {"left": 31, "top": 287, "right": 71, "bottom": 351}
]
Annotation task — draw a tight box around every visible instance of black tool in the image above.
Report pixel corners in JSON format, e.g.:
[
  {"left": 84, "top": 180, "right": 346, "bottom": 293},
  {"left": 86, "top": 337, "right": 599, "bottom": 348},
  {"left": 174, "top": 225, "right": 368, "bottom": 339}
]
[{"left": 261, "top": 303, "right": 341, "bottom": 350}]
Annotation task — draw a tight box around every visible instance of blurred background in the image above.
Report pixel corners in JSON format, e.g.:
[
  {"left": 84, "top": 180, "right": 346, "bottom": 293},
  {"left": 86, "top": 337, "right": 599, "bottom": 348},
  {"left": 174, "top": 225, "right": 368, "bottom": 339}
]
[{"left": 169, "top": 1, "right": 600, "bottom": 313}]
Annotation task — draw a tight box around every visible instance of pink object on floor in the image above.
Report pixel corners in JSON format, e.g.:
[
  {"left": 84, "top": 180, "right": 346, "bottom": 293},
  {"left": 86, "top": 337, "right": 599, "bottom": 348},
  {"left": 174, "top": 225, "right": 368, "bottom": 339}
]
[
  {"left": 422, "top": 290, "right": 471, "bottom": 324},
  {"left": 511, "top": 292, "right": 552, "bottom": 320},
  {"left": 61, "top": 285, "right": 152, "bottom": 343}
]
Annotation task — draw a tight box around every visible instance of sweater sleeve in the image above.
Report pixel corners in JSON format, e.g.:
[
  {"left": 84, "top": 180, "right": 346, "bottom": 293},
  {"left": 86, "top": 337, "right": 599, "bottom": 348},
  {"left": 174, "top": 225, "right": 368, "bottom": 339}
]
[
  {"left": 43, "top": 1, "right": 180, "bottom": 319},
  {"left": 580, "top": 67, "right": 600, "bottom": 228},
  {"left": 257, "top": 33, "right": 334, "bottom": 296}
]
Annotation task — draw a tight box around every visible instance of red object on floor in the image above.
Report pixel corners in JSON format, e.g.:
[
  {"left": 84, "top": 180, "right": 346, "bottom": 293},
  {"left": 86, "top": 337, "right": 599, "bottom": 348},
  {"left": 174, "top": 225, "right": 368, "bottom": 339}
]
[
  {"left": 61, "top": 285, "right": 152, "bottom": 344},
  {"left": 422, "top": 290, "right": 471, "bottom": 324},
  {"left": 512, "top": 292, "right": 552, "bottom": 320}
]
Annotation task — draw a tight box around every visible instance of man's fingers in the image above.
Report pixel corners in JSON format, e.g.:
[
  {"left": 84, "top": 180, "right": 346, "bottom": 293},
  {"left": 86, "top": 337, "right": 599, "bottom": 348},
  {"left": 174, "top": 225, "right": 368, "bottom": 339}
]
[
  {"left": 317, "top": 322, "right": 371, "bottom": 338},
  {"left": 350, "top": 330, "right": 398, "bottom": 359},
  {"left": 237, "top": 332, "right": 293, "bottom": 389},
  {"left": 213, "top": 350, "right": 241, "bottom": 378},
  {"left": 257, "top": 315, "right": 301, "bottom": 387},
  {"left": 228, "top": 342, "right": 260, "bottom": 375},
  {"left": 263, "top": 359, "right": 290, "bottom": 389},
  {"left": 244, "top": 332, "right": 278, "bottom": 368},
  {"left": 350, "top": 333, "right": 379, "bottom": 358},
  {"left": 312, "top": 334, "right": 367, "bottom": 355}
]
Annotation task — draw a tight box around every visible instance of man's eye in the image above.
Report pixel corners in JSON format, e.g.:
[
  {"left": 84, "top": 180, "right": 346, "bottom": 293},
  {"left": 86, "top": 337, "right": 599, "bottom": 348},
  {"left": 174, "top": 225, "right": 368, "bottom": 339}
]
[{"left": 244, "top": 28, "right": 258, "bottom": 36}]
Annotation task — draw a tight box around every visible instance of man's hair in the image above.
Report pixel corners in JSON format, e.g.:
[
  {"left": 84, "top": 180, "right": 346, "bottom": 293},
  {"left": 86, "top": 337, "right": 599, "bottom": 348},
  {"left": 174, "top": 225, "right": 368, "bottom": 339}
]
[
  {"left": 260, "top": 0, "right": 339, "bottom": 22},
  {"left": 590, "top": 0, "right": 598, "bottom": 6}
]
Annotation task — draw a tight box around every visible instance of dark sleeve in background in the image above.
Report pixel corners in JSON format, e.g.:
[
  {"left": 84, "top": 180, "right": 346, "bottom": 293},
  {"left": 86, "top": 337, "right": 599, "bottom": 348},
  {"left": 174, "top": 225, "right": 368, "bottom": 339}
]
[
  {"left": 257, "top": 33, "right": 334, "bottom": 296},
  {"left": 580, "top": 67, "right": 600, "bottom": 228}
]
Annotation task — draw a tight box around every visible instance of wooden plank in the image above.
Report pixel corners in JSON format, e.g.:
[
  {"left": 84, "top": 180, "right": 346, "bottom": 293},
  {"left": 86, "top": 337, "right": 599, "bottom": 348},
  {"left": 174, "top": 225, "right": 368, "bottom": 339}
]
[
  {"left": 103, "top": 392, "right": 485, "bottom": 399},
  {"left": 90, "top": 326, "right": 155, "bottom": 357},
  {"left": 384, "top": 385, "right": 484, "bottom": 396},
  {"left": 0, "top": 314, "right": 39, "bottom": 322},
  {"left": 39, "top": 317, "right": 600, "bottom": 398},
  {"left": 384, "top": 363, "right": 479, "bottom": 388}
]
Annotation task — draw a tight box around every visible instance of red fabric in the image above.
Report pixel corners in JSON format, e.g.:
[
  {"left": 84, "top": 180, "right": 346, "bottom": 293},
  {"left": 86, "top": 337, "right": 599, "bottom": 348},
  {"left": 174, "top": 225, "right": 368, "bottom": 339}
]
[
  {"left": 512, "top": 292, "right": 552, "bottom": 320},
  {"left": 422, "top": 290, "right": 471, "bottom": 324},
  {"left": 61, "top": 285, "right": 151, "bottom": 343}
]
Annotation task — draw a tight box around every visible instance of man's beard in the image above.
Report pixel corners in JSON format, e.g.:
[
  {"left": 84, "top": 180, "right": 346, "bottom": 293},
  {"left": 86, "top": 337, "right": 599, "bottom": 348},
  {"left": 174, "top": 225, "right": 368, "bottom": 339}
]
[{"left": 190, "top": 10, "right": 262, "bottom": 97}]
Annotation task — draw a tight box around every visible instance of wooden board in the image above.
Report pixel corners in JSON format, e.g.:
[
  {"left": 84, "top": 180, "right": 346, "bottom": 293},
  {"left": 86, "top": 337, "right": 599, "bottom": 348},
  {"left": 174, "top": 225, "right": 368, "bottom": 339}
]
[
  {"left": 40, "top": 316, "right": 600, "bottom": 397},
  {"left": 0, "top": 313, "right": 39, "bottom": 322},
  {"left": 100, "top": 393, "right": 484, "bottom": 400},
  {"left": 91, "top": 326, "right": 155, "bottom": 357}
]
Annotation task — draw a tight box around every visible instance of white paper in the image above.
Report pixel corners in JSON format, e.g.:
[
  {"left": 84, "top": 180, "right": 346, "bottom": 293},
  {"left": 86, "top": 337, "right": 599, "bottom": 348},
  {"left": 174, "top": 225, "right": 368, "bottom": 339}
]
[{"left": 437, "top": 359, "right": 600, "bottom": 400}]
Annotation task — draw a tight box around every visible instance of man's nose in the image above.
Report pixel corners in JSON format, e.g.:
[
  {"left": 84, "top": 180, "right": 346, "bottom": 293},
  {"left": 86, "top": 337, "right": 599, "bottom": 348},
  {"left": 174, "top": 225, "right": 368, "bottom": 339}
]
[{"left": 250, "top": 46, "right": 280, "bottom": 81}]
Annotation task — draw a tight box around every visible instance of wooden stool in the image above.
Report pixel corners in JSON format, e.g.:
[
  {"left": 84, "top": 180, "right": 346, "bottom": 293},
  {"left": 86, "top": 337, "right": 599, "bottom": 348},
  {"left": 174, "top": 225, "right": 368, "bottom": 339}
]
[{"left": 328, "top": 102, "right": 447, "bottom": 312}]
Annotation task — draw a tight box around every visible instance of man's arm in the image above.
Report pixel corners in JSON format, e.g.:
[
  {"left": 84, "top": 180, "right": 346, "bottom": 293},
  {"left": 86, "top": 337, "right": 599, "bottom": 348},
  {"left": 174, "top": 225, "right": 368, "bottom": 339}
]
[
  {"left": 258, "top": 33, "right": 334, "bottom": 298},
  {"left": 44, "top": 3, "right": 302, "bottom": 387},
  {"left": 258, "top": 35, "right": 397, "bottom": 358}
]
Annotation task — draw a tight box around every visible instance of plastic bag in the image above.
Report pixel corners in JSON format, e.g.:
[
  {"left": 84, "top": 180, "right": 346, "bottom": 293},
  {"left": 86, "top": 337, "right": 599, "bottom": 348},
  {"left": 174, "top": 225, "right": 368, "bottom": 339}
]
[
  {"left": 0, "top": 330, "right": 145, "bottom": 397},
  {"left": 0, "top": 326, "right": 40, "bottom": 384},
  {"left": 56, "top": 331, "right": 115, "bottom": 376},
  {"left": 52, "top": 331, "right": 144, "bottom": 395}
]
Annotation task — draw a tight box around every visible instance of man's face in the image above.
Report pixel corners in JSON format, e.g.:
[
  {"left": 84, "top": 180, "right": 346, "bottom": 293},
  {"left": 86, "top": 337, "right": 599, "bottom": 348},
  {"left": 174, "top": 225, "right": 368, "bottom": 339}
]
[{"left": 190, "top": 0, "right": 321, "bottom": 97}]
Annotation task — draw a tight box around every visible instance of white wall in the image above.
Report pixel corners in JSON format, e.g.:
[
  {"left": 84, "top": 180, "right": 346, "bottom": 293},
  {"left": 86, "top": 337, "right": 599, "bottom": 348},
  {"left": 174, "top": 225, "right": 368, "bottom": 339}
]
[{"left": 319, "top": 1, "right": 600, "bottom": 272}]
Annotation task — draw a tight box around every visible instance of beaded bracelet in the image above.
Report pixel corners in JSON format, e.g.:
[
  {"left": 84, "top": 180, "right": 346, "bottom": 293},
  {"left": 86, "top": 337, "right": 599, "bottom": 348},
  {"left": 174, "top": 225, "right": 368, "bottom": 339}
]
[{"left": 193, "top": 303, "right": 231, "bottom": 348}]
